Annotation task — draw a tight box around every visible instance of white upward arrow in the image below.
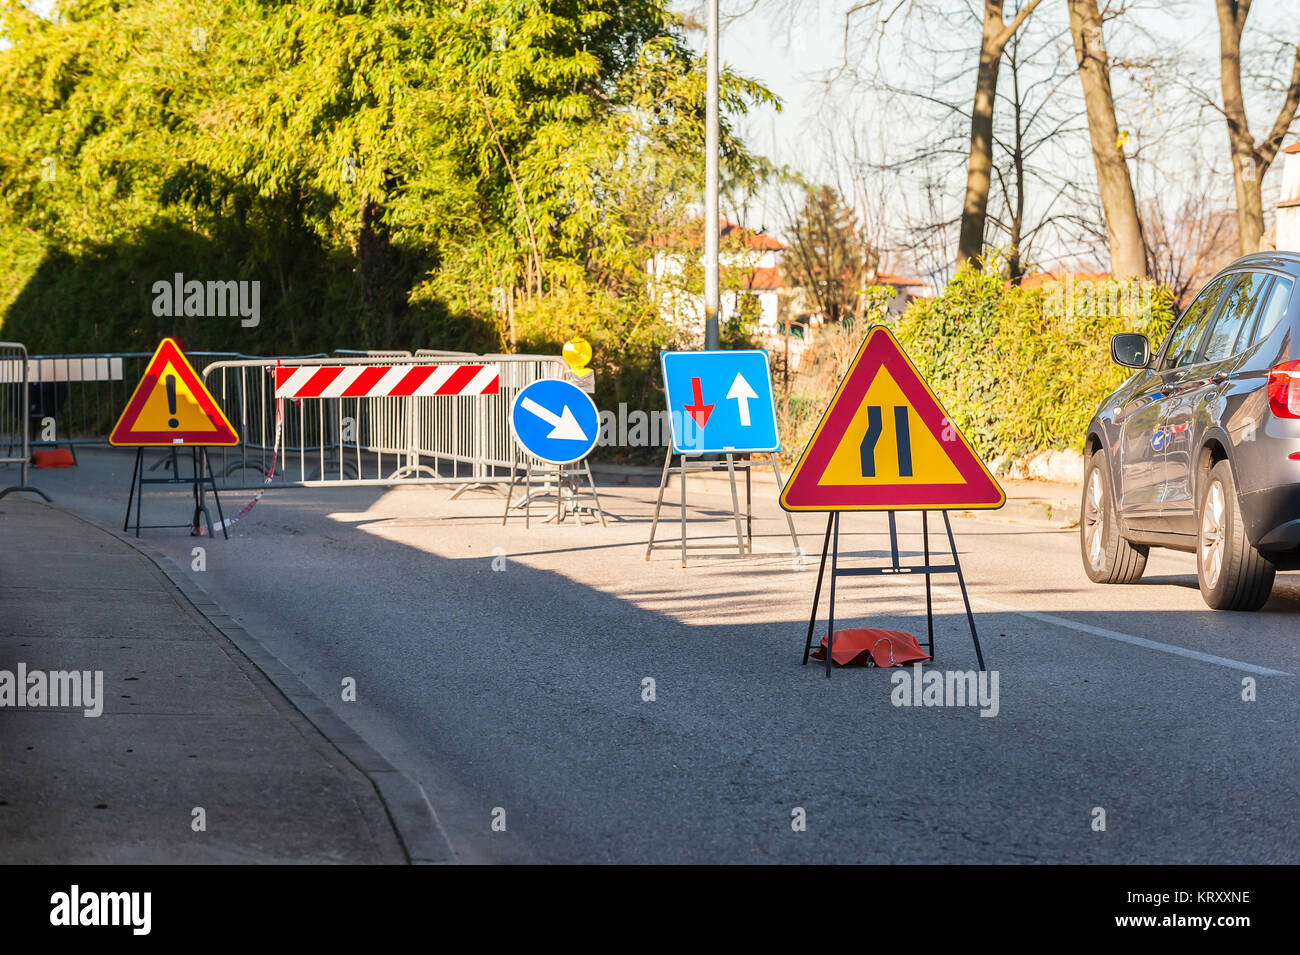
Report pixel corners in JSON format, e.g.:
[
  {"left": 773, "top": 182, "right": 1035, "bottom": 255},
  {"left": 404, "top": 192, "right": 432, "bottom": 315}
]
[
  {"left": 521, "top": 396, "right": 588, "bottom": 440},
  {"left": 726, "top": 373, "right": 758, "bottom": 426}
]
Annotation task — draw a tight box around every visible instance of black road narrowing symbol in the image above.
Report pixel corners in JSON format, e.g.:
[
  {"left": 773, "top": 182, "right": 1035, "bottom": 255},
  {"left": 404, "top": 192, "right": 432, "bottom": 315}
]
[{"left": 859, "top": 405, "right": 913, "bottom": 479}]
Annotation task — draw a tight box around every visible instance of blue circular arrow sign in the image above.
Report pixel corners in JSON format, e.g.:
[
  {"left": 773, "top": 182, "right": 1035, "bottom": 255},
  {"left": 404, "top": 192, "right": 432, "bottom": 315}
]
[{"left": 509, "top": 378, "right": 600, "bottom": 465}]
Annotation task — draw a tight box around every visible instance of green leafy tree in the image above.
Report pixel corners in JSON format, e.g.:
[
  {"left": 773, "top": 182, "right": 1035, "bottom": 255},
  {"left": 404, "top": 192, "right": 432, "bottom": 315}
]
[
  {"left": 0, "top": 0, "right": 776, "bottom": 366},
  {"left": 782, "top": 184, "right": 879, "bottom": 327}
]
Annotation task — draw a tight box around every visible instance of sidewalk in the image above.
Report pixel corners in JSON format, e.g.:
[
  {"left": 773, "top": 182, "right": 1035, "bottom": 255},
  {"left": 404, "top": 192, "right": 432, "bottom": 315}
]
[
  {"left": 965, "top": 479, "right": 1082, "bottom": 527},
  {"left": 592, "top": 461, "right": 1082, "bottom": 527},
  {"left": 0, "top": 497, "right": 409, "bottom": 863}
]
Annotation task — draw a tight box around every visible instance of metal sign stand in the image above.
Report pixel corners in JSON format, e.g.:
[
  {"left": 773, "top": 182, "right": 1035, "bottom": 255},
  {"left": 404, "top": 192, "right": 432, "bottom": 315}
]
[
  {"left": 1, "top": 342, "right": 51, "bottom": 501},
  {"left": 801, "top": 510, "right": 985, "bottom": 678},
  {"left": 123, "top": 446, "right": 228, "bottom": 540},
  {"left": 501, "top": 448, "right": 606, "bottom": 527},
  {"left": 645, "top": 447, "right": 799, "bottom": 567}
]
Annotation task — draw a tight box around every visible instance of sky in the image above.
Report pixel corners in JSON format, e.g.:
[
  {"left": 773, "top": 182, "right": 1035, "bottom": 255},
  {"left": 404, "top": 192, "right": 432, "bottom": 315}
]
[{"left": 676, "top": 0, "right": 1298, "bottom": 280}]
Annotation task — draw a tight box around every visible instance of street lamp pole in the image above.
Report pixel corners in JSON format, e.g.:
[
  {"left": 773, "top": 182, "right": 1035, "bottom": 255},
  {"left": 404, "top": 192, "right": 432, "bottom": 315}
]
[{"left": 704, "top": 0, "right": 720, "bottom": 351}]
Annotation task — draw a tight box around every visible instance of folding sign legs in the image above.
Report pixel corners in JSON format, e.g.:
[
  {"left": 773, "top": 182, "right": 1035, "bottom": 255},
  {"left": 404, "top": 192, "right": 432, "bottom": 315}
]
[
  {"left": 122, "top": 446, "right": 227, "bottom": 540},
  {"left": 645, "top": 447, "right": 793, "bottom": 566},
  {"left": 679, "top": 452, "right": 688, "bottom": 567},
  {"left": 644, "top": 445, "right": 673, "bottom": 561},
  {"left": 123, "top": 447, "right": 143, "bottom": 534},
  {"left": 724, "top": 454, "right": 746, "bottom": 555},
  {"left": 643, "top": 445, "right": 688, "bottom": 566},
  {"left": 581, "top": 460, "right": 607, "bottom": 527},
  {"left": 188, "top": 450, "right": 214, "bottom": 540},
  {"left": 504, "top": 452, "right": 605, "bottom": 528},
  {"left": 500, "top": 448, "right": 535, "bottom": 528},
  {"left": 922, "top": 510, "right": 934, "bottom": 661},
  {"left": 826, "top": 512, "right": 840, "bottom": 677},
  {"left": 501, "top": 446, "right": 519, "bottom": 526},
  {"left": 800, "top": 510, "right": 986, "bottom": 677},
  {"left": 801, "top": 513, "right": 834, "bottom": 667},
  {"left": 190, "top": 448, "right": 227, "bottom": 541},
  {"left": 208, "top": 450, "right": 228, "bottom": 540},
  {"left": 942, "top": 509, "right": 985, "bottom": 671}
]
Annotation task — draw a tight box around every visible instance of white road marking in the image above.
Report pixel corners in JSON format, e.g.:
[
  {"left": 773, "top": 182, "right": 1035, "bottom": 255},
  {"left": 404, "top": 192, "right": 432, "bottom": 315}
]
[{"left": 949, "top": 589, "right": 1293, "bottom": 676}]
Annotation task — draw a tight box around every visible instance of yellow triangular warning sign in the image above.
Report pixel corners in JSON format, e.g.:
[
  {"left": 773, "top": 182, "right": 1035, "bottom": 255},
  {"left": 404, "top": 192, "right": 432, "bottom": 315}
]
[
  {"left": 109, "top": 339, "right": 239, "bottom": 446},
  {"left": 781, "top": 326, "right": 1003, "bottom": 511}
]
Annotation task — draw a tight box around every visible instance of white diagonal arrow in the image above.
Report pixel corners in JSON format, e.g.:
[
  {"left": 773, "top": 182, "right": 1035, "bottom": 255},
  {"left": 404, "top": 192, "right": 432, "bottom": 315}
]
[
  {"left": 726, "top": 372, "right": 758, "bottom": 427},
  {"left": 521, "top": 395, "right": 588, "bottom": 440}
]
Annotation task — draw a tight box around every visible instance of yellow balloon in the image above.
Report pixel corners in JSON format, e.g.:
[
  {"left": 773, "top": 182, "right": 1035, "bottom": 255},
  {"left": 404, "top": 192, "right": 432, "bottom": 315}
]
[{"left": 562, "top": 336, "right": 592, "bottom": 374}]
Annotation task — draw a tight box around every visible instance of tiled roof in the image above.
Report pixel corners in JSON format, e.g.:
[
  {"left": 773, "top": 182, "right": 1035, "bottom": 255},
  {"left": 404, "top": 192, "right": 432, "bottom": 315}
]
[
  {"left": 744, "top": 266, "right": 782, "bottom": 289},
  {"left": 652, "top": 218, "right": 786, "bottom": 251},
  {"left": 721, "top": 220, "right": 785, "bottom": 251},
  {"left": 870, "top": 271, "right": 926, "bottom": 288},
  {"left": 1018, "top": 270, "right": 1112, "bottom": 288}
]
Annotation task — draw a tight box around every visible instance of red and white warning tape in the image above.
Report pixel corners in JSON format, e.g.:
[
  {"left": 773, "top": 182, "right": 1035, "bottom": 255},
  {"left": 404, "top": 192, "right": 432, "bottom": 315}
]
[
  {"left": 196, "top": 395, "right": 283, "bottom": 537},
  {"left": 273, "top": 363, "right": 500, "bottom": 399}
]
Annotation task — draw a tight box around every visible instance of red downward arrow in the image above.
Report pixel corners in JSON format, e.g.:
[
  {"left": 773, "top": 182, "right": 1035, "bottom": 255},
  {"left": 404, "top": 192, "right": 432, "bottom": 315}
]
[{"left": 684, "top": 376, "right": 714, "bottom": 427}]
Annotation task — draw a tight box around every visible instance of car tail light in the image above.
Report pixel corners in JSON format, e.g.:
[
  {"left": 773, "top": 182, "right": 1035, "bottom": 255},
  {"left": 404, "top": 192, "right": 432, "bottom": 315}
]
[{"left": 1267, "top": 360, "right": 1300, "bottom": 418}]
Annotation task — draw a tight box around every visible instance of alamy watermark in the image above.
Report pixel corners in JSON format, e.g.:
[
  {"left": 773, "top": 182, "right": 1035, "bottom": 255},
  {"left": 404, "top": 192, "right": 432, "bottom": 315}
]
[
  {"left": 151, "top": 272, "right": 260, "bottom": 327},
  {"left": 1043, "top": 274, "right": 1157, "bottom": 327},
  {"left": 597, "top": 404, "right": 698, "bottom": 449},
  {"left": 50, "top": 886, "right": 150, "bottom": 935},
  {"left": 0, "top": 664, "right": 103, "bottom": 717},
  {"left": 890, "top": 664, "right": 999, "bottom": 717}
]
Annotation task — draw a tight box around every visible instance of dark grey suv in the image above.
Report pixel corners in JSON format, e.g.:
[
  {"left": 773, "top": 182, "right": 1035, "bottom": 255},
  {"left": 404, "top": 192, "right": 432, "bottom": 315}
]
[{"left": 1082, "top": 252, "right": 1300, "bottom": 610}]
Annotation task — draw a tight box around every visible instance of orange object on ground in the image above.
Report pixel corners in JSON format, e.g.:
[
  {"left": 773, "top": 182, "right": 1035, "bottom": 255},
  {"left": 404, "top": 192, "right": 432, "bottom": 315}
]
[
  {"left": 31, "top": 449, "right": 76, "bottom": 468},
  {"left": 810, "top": 628, "right": 930, "bottom": 668}
]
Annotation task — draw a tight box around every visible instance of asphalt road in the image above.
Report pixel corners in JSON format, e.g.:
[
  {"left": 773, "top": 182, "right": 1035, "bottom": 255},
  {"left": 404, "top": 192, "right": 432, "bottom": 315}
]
[{"left": 28, "top": 449, "right": 1300, "bottom": 863}]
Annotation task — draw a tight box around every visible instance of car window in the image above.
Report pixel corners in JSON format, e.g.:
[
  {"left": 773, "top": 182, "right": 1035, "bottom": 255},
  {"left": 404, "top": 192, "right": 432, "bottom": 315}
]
[
  {"left": 1203, "top": 272, "right": 1270, "bottom": 363},
  {"left": 1161, "top": 274, "right": 1231, "bottom": 369},
  {"left": 1248, "top": 275, "right": 1293, "bottom": 346}
]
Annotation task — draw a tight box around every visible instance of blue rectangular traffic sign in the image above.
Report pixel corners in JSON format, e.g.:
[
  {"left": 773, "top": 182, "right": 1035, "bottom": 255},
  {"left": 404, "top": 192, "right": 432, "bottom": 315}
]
[{"left": 660, "top": 350, "right": 780, "bottom": 454}]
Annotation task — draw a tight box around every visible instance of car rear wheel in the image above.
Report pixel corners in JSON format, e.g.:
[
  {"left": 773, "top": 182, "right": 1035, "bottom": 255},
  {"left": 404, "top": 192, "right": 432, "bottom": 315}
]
[
  {"left": 1197, "top": 460, "right": 1275, "bottom": 611},
  {"left": 1081, "top": 449, "right": 1148, "bottom": 583}
]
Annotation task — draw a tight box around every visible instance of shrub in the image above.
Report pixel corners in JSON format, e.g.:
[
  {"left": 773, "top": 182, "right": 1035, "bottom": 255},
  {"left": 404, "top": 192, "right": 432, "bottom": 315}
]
[{"left": 779, "top": 259, "right": 1176, "bottom": 466}]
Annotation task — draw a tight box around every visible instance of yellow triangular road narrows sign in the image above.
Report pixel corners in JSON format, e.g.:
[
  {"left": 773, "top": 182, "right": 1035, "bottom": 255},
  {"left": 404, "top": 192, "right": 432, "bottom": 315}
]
[{"left": 781, "top": 326, "right": 1003, "bottom": 511}]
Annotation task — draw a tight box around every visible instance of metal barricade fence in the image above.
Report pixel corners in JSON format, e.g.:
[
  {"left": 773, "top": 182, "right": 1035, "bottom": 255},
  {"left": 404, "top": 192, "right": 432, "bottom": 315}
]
[
  {"left": 334, "top": 349, "right": 413, "bottom": 358},
  {"left": 200, "top": 353, "right": 565, "bottom": 490},
  {"left": 16, "top": 351, "right": 319, "bottom": 448},
  {"left": 0, "top": 342, "right": 49, "bottom": 500},
  {"left": 458, "top": 355, "right": 569, "bottom": 478}
]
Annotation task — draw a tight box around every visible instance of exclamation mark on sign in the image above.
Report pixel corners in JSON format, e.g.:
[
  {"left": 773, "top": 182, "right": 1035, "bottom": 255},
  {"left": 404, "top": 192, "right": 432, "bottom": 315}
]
[{"left": 166, "top": 374, "right": 179, "bottom": 428}]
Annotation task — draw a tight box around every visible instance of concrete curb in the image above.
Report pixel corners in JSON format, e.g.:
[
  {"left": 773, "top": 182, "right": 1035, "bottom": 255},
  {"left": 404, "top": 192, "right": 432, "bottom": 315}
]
[
  {"left": 54, "top": 504, "right": 457, "bottom": 866},
  {"left": 956, "top": 497, "right": 1081, "bottom": 529},
  {"left": 593, "top": 461, "right": 1083, "bottom": 528}
]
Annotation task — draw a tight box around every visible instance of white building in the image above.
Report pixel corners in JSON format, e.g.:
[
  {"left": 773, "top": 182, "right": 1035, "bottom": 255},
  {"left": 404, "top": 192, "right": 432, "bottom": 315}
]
[
  {"left": 1275, "top": 142, "right": 1300, "bottom": 252},
  {"left": 645, "top": 220, "right": 932, "bottom": 364},
  {"left": 645, "top": 220, "right": 786, "bottom": 342}
]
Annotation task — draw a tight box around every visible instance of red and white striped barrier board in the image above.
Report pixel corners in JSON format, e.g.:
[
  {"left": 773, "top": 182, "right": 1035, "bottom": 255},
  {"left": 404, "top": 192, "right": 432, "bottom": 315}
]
[{"left": 275, "top": 364, "right": 500, "bottom": 399}]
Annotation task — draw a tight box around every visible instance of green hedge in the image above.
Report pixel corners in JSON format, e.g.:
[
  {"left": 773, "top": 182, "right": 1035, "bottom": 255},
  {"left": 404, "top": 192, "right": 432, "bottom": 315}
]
[{"left": 888, "top": 262, "right": 1175, "bottom": 461}]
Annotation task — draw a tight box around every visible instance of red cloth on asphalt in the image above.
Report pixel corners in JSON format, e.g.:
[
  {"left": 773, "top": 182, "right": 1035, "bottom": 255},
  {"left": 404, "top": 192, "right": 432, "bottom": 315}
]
[
  {"left": 810, "top": 628, "right": 930, "bottom": 667},
  {"left": 31, "top": 449, "right": 75, "bottom": 468}
]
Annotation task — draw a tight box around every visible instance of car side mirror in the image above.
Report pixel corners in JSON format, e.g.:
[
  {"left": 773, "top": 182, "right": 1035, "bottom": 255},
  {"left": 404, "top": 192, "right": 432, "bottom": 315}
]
[{"left": 1110, "top": 333, "right": 1151, "bottom": 369}]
